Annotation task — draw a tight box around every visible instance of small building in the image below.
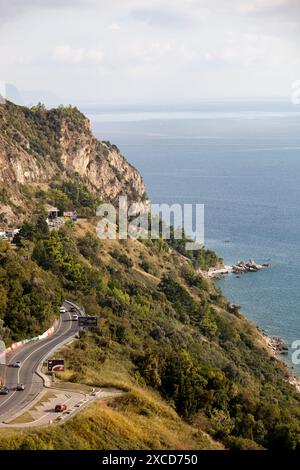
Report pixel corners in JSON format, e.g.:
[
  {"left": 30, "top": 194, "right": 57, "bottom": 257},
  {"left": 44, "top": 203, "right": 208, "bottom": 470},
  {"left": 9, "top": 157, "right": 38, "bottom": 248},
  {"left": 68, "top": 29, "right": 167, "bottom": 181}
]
[{"left": 46, "top": 205, "right": 59, "bottom": 220}]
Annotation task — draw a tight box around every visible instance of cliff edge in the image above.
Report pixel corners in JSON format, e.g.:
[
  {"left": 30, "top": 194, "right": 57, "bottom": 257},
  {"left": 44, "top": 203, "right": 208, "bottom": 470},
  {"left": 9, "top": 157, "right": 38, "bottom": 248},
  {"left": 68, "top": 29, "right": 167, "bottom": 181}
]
[{"left": 0, "top": 101, "right": 148, "bottom": 225}]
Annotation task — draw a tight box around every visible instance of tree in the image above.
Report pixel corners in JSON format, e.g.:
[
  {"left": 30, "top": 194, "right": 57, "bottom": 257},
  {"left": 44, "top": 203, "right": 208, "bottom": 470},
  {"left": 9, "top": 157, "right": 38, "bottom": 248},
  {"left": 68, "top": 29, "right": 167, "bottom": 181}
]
[
  {"left": 36, "top": 215, "right": 49, "bottom": 239},
  {"left": 210, "top": 409, "right": 235, "bottom": 439},
  {"left": 12, "top": 233, "right": 24, "bottom": 248},
  {"left": 19, "top": 222, "right": 37, "bottom": 241}
]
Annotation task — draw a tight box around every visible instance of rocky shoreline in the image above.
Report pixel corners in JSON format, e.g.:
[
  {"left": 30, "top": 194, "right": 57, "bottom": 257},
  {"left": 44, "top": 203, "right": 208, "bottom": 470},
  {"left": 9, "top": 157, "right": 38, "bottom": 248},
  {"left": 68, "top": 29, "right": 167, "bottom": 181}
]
[
  {"left": 204, "top": 258, "right": 300, "bottom": 394},
  {"left": 204, "top": 254, "right": 300, "bottom": 394},
  {"left": 258, "top": 328, "right": 289, "bottom": 355},
  {"left": 257, "top": 327, "right": 300, "bottom": 392},
  {"left": 206, "top": 258, "right": 271, "bottom": 278},
  {"left": 232, "top": 258, "right": 271, "bottom": 274}
]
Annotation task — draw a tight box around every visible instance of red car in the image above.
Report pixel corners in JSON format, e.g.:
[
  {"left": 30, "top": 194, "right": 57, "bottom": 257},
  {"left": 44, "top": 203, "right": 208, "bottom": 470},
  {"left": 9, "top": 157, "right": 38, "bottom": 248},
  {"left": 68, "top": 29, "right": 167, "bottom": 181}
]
[{"left": 55, "top": 404, "right": 67, "bottom": 412}]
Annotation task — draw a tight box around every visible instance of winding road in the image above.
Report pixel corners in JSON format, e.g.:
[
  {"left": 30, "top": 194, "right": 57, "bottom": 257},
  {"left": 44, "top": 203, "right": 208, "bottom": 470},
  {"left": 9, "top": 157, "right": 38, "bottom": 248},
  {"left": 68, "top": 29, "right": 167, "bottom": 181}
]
[{"left": 0, "top": 301, "right": 81, "bottom": 423}]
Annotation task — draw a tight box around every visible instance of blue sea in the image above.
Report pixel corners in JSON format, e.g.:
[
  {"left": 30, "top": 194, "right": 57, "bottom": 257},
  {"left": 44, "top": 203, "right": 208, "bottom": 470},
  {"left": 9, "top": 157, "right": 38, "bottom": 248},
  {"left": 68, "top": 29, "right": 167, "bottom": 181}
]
[{"left": 84, "top": 102, "right": 300, "bottom": 375}]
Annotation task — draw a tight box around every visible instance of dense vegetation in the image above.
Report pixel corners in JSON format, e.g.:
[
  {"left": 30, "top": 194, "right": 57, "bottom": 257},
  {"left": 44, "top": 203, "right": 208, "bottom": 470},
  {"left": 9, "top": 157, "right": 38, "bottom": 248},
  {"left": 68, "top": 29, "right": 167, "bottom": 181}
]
[
  {"left": 48, "top": 181, "right": 101, "bottom": 216},
  {"left": 166, "top": 226, "right": 222, "bottom": 270},
  {"left": 1, "top": 211, "right": 300, "bottom": 450},
  {"left": 0, "top": 102, "right": 87, "bottom": 168},
  {"left": 0, "top": 103, "right": 299, "bottom": 449},
  {"left": 0, "top": 240, "right": 63, "bottom": 341}
]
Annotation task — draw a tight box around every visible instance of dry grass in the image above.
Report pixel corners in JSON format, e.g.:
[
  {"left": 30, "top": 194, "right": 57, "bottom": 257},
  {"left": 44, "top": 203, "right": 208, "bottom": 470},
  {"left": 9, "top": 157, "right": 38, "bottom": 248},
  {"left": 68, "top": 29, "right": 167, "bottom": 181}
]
[
  {"left": 52, "top": 381, "right": 92, "bottom": 393},
  {"left": 7, "top": 411, "right": 34, "bottom": 425},
  {"left": 0, "top": 386, "right": 221, "bottom": 450},
  {"left": 0, "top": 342, "right": 223, "bottom": 450},
  {"left": 5, "top": 392, "right": 58, "bottom": 425},
  {"left": 132, "top": 266, "right": 160, "bottom": 283},
  {"left": 30, "top": 391, "right": 57, "bottom": 412}
]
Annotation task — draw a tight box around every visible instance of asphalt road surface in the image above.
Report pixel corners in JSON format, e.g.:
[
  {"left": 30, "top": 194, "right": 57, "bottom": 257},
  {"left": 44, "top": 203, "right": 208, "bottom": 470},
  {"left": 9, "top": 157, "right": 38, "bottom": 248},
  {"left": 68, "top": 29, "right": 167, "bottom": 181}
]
[{"left": 0, "top": 302, "right": 80, "bottom": 423}]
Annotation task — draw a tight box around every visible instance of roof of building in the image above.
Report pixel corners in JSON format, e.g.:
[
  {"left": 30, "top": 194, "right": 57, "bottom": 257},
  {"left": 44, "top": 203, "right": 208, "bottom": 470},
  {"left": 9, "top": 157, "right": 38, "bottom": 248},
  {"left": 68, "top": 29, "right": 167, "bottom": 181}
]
[{"left": 45, "top": 204, "right": 59, "bottom": 213}]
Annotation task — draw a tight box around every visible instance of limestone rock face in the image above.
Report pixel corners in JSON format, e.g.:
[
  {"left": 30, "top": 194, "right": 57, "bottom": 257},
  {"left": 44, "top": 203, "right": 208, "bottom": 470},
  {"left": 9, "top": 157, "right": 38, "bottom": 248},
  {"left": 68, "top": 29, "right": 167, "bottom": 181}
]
[
  {"left": 0, "top": 101, "right": 148, "bottom": 225},
  {"left": 0, "top": 138, "right": 56, "bottom": 185},
  {"left": 59, "top": 117, "right": 145, "bottom": 203}
]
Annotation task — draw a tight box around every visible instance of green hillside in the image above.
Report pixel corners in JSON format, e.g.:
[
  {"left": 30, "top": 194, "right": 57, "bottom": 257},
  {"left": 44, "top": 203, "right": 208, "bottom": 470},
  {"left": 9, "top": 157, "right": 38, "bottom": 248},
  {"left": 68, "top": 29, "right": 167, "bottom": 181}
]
[
  {"left": 1, "top": 103, "right": 300, "bottom": 451},
  {"left": 0, "top": 210, "right": 300, "bottom": 450}
]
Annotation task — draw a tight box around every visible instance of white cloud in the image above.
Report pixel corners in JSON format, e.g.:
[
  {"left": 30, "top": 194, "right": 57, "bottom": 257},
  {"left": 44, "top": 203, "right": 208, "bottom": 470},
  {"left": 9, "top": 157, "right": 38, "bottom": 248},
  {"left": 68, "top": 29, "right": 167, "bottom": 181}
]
[
  {"left": 53, "top": 45, "right": 104, "bottom": 65},
  {"left": 108, "top": 23, "right": 121, "bottom": 31},
  {"left": 220, "top": 33, "right": 284, "bottom": 68},
  {"left": 0, "top": 0, "right": 299, "bottom": 103},
  {"left": 0, "top": 0, "right": 89, "bottom": 23},
  {"left": 238, "top": 0, "right": 298, "bottom": 14}
]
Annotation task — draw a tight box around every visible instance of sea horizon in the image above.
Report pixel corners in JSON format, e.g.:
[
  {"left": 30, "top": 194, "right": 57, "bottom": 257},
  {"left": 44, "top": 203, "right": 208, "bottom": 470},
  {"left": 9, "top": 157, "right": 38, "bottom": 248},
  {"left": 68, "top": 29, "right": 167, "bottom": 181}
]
[{"left": 86, "top": 101, "right": 300, "bottom": 376}]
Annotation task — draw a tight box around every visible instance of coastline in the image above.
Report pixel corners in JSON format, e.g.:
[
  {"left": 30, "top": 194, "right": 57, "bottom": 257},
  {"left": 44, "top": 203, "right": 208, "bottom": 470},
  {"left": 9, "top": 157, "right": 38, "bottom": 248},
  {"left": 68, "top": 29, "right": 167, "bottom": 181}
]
[
  {"left": 205, "top": 259, "right": 271, "bottom": 278},
  {"left": 259, "top": 329, "right": 300, "bottom": 393},
  {"left": 202, "top": 264, "right": 300, "bottom": 394},
  {"left": 205, "top": 265, "right": 232, "bottom": 278}
]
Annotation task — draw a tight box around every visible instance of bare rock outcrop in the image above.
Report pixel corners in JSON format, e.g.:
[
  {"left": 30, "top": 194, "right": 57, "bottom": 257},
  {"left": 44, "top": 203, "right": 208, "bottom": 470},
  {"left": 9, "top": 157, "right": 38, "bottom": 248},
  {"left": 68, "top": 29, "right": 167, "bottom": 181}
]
[{"left": 0, "top": 101, "right": 148, "bottom": 225}]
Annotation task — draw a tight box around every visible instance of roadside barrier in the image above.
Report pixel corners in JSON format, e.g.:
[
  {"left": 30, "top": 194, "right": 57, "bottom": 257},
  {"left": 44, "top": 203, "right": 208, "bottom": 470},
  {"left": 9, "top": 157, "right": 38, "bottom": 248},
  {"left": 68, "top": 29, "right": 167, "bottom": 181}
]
[
  {"left": 1, "top": 301, "right": 81, "bottom": 373},
  {"left": 2, "top": 321, "right": 58, "bottom": 357}
]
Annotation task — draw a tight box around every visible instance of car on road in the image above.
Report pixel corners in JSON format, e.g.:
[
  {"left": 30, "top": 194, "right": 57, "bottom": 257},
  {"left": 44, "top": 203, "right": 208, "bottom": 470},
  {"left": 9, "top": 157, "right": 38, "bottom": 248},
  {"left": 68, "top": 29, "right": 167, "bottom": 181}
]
[
  {"left": 70, "top": 306, "right": 76, "bottom": 313},
  {"left": 59, "top": 306, "right": 66, "bottom": 314},
  {"left": 72, "top": 314, "right": 78, "bottom": 321},
  {"left": 55, "top": 404, "right": 67, "bottom": 412},
  {"left": 0, "top": 386, "right": 9, "bottom": 395},
  {"left": 13, "top": 361, "right": 21, "bottom": 368},
  {"left": 17, "top": 383, "right": 25, "bottom": 391}
]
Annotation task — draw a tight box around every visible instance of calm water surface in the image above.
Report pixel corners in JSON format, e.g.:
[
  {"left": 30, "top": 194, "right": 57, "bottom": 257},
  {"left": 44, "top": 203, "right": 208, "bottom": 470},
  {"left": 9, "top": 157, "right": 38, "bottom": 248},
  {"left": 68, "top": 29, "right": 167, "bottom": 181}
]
[{"left": 86, "top": 103, "right": 300, "bottom": 374}]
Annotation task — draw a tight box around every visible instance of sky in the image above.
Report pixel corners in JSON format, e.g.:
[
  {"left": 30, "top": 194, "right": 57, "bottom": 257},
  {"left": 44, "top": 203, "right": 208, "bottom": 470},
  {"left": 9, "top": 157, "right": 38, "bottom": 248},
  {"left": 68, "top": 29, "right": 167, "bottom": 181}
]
[{"left": 0, "top": 0, "right": 299, "bottom": 106}]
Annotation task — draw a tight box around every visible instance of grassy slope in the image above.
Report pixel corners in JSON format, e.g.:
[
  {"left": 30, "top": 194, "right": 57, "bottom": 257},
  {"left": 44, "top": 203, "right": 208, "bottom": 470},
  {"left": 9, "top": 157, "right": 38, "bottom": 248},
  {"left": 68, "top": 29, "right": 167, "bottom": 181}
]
[
  {"left": 0, "top": 218, "right": 222, "bottom": 450},
  {"left": 0, "top": 387, "right": 221, "bottom": 450},
  {"left": 1, "top": 216, "right": 300, "bottom": 450},
  {"left": 0, "top": 336, "right": 221, "bottom": 449},
  {"left": 3, "top": 104, "right": 297, "bottom": 450}
]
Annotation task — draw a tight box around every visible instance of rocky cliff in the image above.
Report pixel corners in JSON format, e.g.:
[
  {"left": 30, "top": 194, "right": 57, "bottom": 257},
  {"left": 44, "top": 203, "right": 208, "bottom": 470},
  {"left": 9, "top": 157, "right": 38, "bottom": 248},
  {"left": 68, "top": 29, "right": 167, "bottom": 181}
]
[{"left": 0, "top": 101, "right": 148, "bottom": 225}]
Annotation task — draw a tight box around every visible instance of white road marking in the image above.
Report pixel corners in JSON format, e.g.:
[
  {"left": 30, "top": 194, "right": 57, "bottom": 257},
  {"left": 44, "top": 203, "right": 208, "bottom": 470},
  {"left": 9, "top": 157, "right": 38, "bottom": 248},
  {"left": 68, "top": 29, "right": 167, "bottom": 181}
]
[
  {"left": 31, "top": 395, "right": 75, "bottom": 424},
  {"left": 0, "top": 307, "right": 74, "bottom": 412},
  {"left": 7, "top": 315, "right": 63, "bottom": 368}
]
